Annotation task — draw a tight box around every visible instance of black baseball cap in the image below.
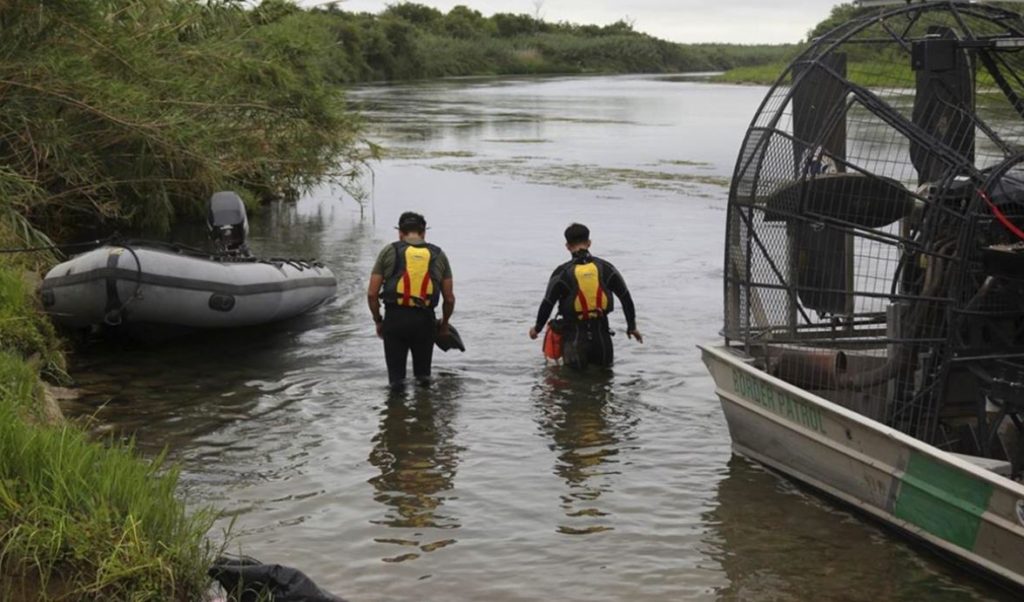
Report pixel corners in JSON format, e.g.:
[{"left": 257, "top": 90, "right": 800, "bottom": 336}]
[{"left": 396, "top": 211, "right": 427, "bottom": 232}]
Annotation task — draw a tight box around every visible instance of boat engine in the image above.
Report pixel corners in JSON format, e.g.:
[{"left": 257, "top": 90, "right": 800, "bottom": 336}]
[{"left": 208, "top": 191, "right": 250, "bottom": 257}]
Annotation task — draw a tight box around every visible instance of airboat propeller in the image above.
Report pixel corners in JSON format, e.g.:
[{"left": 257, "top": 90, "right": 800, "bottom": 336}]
[
  {"left": 725, "top": 0, "right": 1024, "bottom": 457},
  {"left": 704, "top": 2, "right": 1024, "bottom": 589}
]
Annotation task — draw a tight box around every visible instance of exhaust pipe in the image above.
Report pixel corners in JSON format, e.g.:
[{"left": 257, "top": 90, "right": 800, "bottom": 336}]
[{"left": 770, "top": 349, "right": 848, "bottom": 390}]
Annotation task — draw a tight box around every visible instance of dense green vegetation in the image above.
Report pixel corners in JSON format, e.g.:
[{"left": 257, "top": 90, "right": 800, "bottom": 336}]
[
  {"left": 287, "top": 2, "right": 795, "bottom": 81},
  {"left": 0, "top": 247, "right": 217, "bottom": 600},
  {"left": 0, "top": 0, "right": 369, "bottom": 241},
  {"left": 712, "top": 2, "right": 1018, "bottom": 86},
  {"left": 0, "top": 371, "right": 216, "bottom": 601}
]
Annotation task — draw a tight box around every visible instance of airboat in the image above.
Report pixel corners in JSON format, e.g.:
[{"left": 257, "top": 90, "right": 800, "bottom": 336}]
[{"left": 700, "top": 0, "right": 1024, "bottom": 591}]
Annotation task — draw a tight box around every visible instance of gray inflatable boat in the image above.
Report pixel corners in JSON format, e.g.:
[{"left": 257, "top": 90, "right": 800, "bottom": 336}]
[{"left": 40, "top": 192, "right": 337, "bottom": 333}]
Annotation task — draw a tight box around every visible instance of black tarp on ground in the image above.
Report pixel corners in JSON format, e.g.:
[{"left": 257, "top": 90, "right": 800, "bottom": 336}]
[{"left": 210, "top": 556, "right": 347, "bottom": 602}]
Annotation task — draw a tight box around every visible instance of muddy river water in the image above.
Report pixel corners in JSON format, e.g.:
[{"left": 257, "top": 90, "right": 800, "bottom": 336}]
[{"left": 66, "top": 75, "right": 1013, "bottom": 601}]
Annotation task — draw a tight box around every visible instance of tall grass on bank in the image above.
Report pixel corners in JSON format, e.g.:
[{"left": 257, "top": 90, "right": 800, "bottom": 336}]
[
  {"left": 0, "top": 259, "right": 216, "bottom": 601},
  {"left": 712, "top": 57, "right": 993, "bottom": 88},
  {"left": 0, "top": 267, "right": 63, "bottom": 380},
  {"left": 0, "top": 0, "right": 371, "bottom": 241},
  {"left": 0, "top": 390, "right": 217, "bottom": 601}
]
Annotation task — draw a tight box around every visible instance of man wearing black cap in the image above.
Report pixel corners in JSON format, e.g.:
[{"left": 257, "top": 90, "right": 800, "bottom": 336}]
[
  {"left": 529, "top": 223, "right": 642, "bottom": 369},
  {"left": 367, "top": 212, "right": 455, "bottom": 386}
]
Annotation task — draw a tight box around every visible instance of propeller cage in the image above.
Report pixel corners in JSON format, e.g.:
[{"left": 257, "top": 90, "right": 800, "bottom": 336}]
[{"left": 724, "top": 2, "right": 1024, "bottom": 473}]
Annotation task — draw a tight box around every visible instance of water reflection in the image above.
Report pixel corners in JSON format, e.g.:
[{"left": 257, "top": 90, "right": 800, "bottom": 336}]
[
  {"left": 368, "top": 376, "right": 464, "bottom": 562},
  {"left": 352, "top": 76, "right": 650, "bottom": 149},
  {"left": 532, "top": 368, "right": 638, "bottom": 536},
  {"left": 704, "top": 456, "right": 1015, "bottom": 602},
  {"left": 69, "top": 322, "right": 308, "bottom": 449},
  {"left": 163, "top": 198, "right": 336, "bottom": 258}
]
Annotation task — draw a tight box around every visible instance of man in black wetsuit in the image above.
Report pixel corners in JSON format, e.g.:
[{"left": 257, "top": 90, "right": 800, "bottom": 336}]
[
  {"left": 367, "top": 212, "right": 455, "bottom": 386},
  {"left": 528, "top": 223, "right": 642, "bottom": 369}
]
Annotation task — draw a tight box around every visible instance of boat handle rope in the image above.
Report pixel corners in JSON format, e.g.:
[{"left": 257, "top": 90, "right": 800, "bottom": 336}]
[{"left": 103, "top": 240, "right": 144, "bottom": 327}]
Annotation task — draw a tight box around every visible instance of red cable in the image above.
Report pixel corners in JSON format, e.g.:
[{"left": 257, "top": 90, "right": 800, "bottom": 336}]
[{"left": 979, "top": 188, "right": 1024, "bottom": 242}]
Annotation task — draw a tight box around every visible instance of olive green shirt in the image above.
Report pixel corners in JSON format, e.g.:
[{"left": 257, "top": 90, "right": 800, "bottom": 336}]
[{"left": 371, "top": 236, "right": 452, "bottom": 284}]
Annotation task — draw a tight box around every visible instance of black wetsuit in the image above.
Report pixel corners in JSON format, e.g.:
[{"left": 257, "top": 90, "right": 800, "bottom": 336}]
[
  {"left": 533, "top": 250, "right": 637, "bottom": 369},
  {"left": 373, "top": 239, "right": 452, "bottom": 385},
  {"left": 383, "top": 306, "right": 435, "bottom": 385}
]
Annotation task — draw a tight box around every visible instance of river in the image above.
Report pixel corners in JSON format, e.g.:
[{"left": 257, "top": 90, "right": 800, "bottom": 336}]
[{"left": 65, "top": 75, "right": 1013, "bottom": 601}]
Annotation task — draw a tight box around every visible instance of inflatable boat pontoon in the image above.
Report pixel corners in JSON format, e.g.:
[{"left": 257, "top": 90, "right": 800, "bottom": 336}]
[{"left": 40, "top": 192, "right": 337, "bottom": 333}]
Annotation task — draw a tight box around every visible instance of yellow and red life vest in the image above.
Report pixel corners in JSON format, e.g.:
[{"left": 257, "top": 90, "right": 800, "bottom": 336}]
[
  {"left": 569, "top": 261, "right": 608, "bottom": 319},
  {"left": 384, "top": 242, "right": 441, "bottom": 308}
]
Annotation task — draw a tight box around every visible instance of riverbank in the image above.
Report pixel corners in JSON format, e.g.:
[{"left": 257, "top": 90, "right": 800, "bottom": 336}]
[
  {"left": 0, "top": 248, "right": 216, "bottom": 600},
  {"left": 0, "top": 0, "right": 366, "bottom": 598},
  {"left": 711, "top": 57, "right": 996, "bottom": 88},
  {"left": 292, "top": 3, "right": 795, "bottom": 82}
]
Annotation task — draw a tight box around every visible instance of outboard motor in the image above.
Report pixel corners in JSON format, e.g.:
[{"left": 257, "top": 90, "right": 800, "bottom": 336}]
[{"left": 208, "top": 191, "right": 250, "bottom": 256}]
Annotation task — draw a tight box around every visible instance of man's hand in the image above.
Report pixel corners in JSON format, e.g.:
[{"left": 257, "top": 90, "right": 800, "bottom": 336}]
[
  {"left": 367, "top": 273, "right": 384, "bottom": 339},
  {"left": 627, "top": 329, "right": 644, "bottom": 344},
  {"left": 528, "top": 326, "right": 539, "bottom": 340},
  {"left": 438, "top": 322, "right": 450, "bottom": 338}
]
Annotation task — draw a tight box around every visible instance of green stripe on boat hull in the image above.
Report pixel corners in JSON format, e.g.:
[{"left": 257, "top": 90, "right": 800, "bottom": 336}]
[{"left": 894, "top": 451, "right": 994, "bottom": 551}]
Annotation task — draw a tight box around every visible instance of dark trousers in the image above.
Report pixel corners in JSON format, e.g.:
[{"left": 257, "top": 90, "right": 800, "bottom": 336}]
[
  {"left": 561, "top": 316, "right": 613, "bottom": 370},
  {"left": 383, "top": 306, "right": 435, "bottom": 385}
]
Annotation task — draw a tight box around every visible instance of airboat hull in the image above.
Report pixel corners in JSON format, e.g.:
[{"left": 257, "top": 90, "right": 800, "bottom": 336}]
[{"left": 701, "top": 344, "right": 1024, "bottom": 592}]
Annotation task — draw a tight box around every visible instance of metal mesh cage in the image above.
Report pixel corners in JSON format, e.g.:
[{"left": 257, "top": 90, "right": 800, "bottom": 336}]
[{"left": 723, "top": 2, "right": 1024, "bottom": 468}]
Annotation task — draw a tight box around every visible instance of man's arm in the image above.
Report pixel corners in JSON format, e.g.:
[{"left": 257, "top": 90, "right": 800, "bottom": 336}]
[
  {"left": 439, "top": 278, "right": 455, "bottom": 334},
  {"left": 529, "top": 268, "right": 565, "bottom": 339},
  {"left": 435, "top": 251, "right": 455, "bottom": 334},
  {"left": 606, "top": 264, "right": 642, "bottom": 343},
  {"left": 367, "top": 273, "right": 385, "bottom": 338},
  {"left": 529, "top": 298, "right": 556, "bottom": 340},
  {"left": 368, "top": 245, "right": 395, "bottom": 338}
]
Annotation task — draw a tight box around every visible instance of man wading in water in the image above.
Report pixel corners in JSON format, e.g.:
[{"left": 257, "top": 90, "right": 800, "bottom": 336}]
[
  {"left": 529, "top": 223, "right": 642, "bottom": 368},
  {"left": 367, "top": 212, "right": 455, "bottom": 387}
]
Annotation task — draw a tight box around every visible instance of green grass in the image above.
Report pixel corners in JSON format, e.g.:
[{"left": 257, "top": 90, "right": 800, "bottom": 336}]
[
  {"left": 0, "top": 256, "right": 217, "bottom": 601},
  {"left": 712, "top": 58, "right": 996, "bottom": 90},
  {"left": 710, "top": 62, "right": 789, "bottom": 85},
  {"left": 0, "top": 393, "right": 218, "bottom": 601},
  {"left": 0, "top": 267, "right": 63, "bottom": 381}
]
